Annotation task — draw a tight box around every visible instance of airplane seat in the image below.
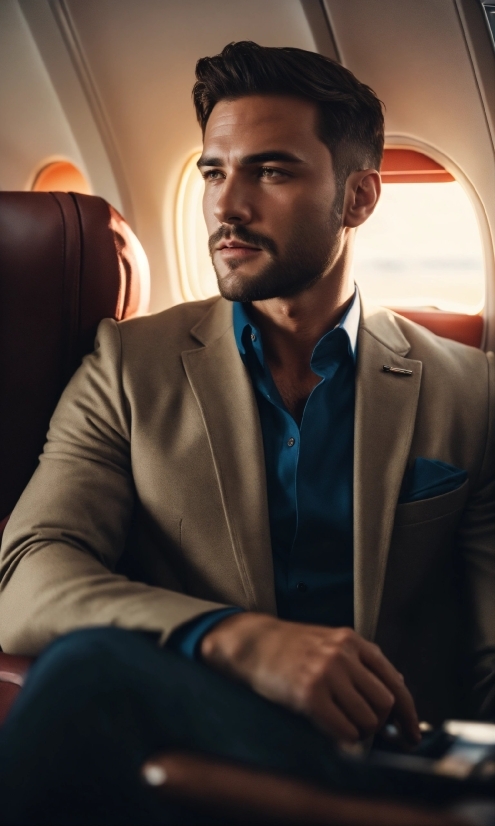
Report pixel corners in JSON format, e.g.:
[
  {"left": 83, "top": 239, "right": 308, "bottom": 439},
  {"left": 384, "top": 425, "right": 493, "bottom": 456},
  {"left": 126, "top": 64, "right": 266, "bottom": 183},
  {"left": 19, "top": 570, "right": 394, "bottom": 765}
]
[
  {"left": 392, "top": 308, "right": 484, "bottom": 349},
  {"left": 0, "top": 190, "right": 150, "bottom": 721}
]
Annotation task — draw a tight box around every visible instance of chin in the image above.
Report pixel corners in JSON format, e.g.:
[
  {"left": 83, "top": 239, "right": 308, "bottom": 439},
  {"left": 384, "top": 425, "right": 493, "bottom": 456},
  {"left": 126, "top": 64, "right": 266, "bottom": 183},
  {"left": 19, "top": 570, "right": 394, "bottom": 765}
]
[
  {"left": 216, "top": 269, "right": 263, "bottom": 301},
  {"left": 218, "top": 281, "right": 256, "bottom": 303}
]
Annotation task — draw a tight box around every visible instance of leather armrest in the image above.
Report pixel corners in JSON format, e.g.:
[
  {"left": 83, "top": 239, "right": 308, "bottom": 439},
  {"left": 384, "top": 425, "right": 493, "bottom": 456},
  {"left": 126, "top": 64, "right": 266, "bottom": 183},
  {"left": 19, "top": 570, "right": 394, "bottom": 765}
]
[
  {"left": 142, "top": 752, "right": 460, "bottom": 825},
  {"left": 0, "top": 653, "right": 33, "bottom": 726},
  {"left": 0, "top": 652, "right": 33, "bottom": 687}
]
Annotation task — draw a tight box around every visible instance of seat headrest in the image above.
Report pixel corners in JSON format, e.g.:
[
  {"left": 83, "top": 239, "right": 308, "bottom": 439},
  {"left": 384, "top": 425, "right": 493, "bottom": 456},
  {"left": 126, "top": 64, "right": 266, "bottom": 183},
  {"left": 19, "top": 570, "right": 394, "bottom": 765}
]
[{"left": 0, "top": 191, "right": 150, "bottom": 520}]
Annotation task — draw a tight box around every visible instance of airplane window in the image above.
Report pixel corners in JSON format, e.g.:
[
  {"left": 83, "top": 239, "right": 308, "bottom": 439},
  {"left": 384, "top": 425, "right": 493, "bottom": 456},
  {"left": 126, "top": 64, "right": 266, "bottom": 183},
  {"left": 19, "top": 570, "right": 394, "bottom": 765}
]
[
  {"left": 31, "top": 161, "right": 91, "bottom": 195},
  {"left": 175, "top": 152, "right": 218, "bottom": 302},
  {"left": 353, "top": 177, "right": 485, "bottom": 315},
  {"left": 176, "top": 149, "right": 485, "bottom": 314}
]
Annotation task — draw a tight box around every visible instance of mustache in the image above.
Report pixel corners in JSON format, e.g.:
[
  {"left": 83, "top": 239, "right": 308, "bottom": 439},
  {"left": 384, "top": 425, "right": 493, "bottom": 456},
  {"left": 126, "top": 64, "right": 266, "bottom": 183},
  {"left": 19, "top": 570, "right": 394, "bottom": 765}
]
[{"left": 208, "top": 225, "right": 278, "bottom": 257}]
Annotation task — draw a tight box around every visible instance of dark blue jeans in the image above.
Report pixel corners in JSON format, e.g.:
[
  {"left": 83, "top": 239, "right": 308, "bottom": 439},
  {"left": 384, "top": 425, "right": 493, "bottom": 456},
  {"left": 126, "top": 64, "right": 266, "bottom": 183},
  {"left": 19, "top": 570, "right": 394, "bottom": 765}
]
[{"left": 0, "top": 627, "right": 383, "bottom": 825}]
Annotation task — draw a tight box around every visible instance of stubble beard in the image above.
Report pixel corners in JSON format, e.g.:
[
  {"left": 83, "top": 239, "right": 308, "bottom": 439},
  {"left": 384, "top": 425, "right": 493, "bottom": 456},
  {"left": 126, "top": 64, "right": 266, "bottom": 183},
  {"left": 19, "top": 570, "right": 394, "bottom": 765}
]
[{"left": 210, "top": 198, "right": 344, "bottom": 304}]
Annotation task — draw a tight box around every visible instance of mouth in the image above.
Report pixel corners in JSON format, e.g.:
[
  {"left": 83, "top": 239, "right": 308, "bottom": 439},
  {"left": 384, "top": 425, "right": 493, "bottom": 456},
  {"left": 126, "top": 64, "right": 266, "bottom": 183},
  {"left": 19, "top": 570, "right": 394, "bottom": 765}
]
[
  {"left": 216, "top": 240, "right": 262, "bottom": 260},
  {"left": 217, "top": 241, "right": 261, "bottom": 251}
]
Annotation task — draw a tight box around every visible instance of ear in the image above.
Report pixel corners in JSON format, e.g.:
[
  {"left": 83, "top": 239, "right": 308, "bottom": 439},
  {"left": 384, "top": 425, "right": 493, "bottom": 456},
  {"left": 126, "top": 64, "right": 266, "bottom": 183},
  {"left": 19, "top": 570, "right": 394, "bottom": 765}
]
[{"left": 342, "top": 170, "right": 381, "bottom": 229}]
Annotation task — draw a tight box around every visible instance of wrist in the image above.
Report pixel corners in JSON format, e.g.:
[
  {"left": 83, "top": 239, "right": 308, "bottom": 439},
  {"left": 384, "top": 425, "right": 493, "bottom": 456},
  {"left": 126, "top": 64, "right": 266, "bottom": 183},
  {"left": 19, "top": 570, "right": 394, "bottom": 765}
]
[{"left": 200, "top": 612, "right": 278, "bottom": 678}]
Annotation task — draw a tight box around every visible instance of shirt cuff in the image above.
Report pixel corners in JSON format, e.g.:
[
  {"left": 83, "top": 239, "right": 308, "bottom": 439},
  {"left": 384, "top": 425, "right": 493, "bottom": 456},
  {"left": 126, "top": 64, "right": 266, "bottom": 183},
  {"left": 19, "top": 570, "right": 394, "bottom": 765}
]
[{"left": 167, "top": 607, "right": 243, "bottom": 660}]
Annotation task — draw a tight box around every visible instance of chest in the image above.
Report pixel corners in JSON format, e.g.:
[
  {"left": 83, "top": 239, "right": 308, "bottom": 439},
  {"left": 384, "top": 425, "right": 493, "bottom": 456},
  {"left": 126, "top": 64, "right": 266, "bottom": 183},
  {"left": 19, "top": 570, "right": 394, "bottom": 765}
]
[{"left": 267, "top": 365, "right": 321, "bottom": 424}]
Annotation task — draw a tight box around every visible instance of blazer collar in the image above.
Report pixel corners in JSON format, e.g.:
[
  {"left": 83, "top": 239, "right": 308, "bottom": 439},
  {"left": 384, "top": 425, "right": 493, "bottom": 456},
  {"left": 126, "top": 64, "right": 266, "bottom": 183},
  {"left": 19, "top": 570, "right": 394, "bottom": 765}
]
[
  {"left": 183, "top": 297, "right": 276, "bottom": 614},
  {"left": 353, "top": 295, "right": 422, "bottom": 640},
  {"left": 360, "top": 300, "right": 411, "bottom": 357},
  {"left": 189, "top": 296, "right": 233, "bottom": 347}
]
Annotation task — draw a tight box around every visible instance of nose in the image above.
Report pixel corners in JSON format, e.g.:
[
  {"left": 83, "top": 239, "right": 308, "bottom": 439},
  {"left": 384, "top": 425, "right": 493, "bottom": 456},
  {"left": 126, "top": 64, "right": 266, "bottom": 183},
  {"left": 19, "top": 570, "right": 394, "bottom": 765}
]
[{"left": 213, "top": 173, "right": 252, "bottom": 226}]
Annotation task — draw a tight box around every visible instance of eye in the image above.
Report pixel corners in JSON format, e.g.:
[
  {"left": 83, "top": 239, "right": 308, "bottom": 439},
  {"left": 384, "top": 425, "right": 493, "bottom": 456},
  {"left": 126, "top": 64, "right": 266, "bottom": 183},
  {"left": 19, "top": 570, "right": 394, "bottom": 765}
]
[
  {"left": 259, "top": 166, "right": 286, "bottom": 179},
  {"left": 202, "top": 169, "right": 224, "bottom": 180}
]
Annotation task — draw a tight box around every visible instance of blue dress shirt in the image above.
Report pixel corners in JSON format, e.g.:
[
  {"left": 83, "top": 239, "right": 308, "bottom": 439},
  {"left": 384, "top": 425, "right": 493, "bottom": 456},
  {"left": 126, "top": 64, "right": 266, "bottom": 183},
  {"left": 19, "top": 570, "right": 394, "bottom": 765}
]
[{"left": 168, "top": 290, "right": 360, "bottom": 657}]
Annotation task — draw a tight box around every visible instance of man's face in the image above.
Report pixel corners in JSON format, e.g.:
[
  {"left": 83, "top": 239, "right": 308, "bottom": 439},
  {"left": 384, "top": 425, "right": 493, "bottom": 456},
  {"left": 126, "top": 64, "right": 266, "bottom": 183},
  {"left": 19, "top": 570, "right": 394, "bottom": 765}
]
[{"left": 199, "top": 95, "right": 344, "bottom": 302}]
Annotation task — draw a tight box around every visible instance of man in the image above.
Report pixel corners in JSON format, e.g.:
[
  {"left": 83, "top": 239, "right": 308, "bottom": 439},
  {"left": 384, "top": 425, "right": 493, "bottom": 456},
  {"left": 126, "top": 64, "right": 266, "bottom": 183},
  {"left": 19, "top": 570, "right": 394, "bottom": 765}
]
[{"left": 0, "top": 41, "right": 493, "bottom": 823}]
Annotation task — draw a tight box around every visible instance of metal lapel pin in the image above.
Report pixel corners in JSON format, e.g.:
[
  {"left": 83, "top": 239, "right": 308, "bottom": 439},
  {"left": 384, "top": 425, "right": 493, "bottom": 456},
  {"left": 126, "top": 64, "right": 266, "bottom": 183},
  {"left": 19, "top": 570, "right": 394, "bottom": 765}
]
[{"left": 382, "top": 365, "right": 413, "bottom": 376}]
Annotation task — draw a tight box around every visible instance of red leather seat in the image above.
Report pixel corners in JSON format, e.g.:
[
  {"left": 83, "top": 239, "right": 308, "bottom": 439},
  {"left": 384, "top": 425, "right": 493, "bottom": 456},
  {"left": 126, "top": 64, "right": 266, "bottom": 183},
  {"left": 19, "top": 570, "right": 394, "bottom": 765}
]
[
  {"left": 392, "top": 309, "right": 484, "bottom": 349},
  {"left": 0, "top": 191, "right": 150, "bottom": 722}
]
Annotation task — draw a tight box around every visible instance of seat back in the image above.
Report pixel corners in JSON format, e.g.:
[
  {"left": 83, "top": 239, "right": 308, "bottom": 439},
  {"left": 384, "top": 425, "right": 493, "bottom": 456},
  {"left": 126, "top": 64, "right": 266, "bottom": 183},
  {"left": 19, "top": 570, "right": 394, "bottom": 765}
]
[{"left": 0, "top": 191, "right": 150, "bottom": 524}]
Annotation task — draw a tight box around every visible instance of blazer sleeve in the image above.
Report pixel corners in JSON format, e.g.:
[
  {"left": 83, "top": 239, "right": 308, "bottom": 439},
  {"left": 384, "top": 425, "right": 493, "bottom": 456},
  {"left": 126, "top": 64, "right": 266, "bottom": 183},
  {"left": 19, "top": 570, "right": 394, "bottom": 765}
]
[
  {"left": 457, "top": 351, "right": 495, "bottom": 720},
  {"left": 0, "top": 319, "right": 225, "bottom": 656}
]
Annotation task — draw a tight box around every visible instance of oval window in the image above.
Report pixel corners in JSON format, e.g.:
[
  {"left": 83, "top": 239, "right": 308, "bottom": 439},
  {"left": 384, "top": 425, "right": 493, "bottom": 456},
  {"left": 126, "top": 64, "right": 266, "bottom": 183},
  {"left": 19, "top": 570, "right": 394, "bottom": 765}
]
[
  {"left": 32, "top": 161, "right": 91, "bottom": 195},
  {"left": 175, "top": 152, "right": 218, "bottom": 302},
  {"left": 353, "top": 149, "right": 485, "bottom": 314}
]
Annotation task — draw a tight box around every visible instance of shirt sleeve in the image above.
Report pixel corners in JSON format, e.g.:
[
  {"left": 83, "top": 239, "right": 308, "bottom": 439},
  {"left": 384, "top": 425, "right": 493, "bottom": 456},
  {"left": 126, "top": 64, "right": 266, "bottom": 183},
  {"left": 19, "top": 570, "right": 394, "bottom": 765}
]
[{"left": 167, "top": 607, "right": 243, "bottom": 659}]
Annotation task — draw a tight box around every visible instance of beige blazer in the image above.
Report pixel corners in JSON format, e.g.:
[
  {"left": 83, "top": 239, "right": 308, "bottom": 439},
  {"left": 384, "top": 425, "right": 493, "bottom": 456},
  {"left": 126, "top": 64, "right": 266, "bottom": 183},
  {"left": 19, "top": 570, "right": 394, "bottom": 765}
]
[{"left": 1, "top": 296, "right": 494, "bottom": 724}]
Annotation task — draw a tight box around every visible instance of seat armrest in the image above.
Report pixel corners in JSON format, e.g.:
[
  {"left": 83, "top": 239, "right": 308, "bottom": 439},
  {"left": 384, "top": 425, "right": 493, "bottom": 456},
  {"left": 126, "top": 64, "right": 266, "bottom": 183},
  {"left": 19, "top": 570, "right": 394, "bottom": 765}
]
[
  {"left": 142, "top": 752, "right": 461, "bottom": 825},
  {"left": 0, "top": 652, "right": 33, "bottom": 726},
  {"left": 0, "top": 652, "right": 33, "bottom": 687}
]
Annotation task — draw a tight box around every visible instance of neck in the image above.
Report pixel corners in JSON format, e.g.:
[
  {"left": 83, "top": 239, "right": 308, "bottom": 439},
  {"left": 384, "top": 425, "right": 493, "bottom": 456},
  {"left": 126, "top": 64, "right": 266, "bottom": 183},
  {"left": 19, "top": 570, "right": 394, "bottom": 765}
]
[{"left": 249, "top": 240, "right": 355, "bottom": 373}]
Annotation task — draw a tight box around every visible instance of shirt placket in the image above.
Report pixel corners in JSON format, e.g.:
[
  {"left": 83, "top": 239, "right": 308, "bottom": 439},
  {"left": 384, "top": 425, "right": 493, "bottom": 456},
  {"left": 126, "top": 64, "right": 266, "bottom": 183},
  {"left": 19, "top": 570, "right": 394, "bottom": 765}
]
[{"left": 286, "top": 376, "right": 325, "bottom": 612}]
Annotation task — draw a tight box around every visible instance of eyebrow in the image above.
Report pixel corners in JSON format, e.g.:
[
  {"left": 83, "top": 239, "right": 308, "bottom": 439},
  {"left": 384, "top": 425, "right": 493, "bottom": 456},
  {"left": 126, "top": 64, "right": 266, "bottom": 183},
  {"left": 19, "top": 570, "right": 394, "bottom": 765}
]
[{"left": 197, "top": 151, "right": 304, "bottom": 168}]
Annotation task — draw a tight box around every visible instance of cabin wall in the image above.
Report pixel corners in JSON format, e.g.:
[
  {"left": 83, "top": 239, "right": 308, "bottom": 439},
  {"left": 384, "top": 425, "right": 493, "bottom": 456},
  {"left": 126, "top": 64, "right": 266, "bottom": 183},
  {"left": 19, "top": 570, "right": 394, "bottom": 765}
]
[
  {"left": 323, "top": 0, "right": 495, "bottom": 348},
  {"left": 0, "top": 0, "right": 86, "bottom": 191}
]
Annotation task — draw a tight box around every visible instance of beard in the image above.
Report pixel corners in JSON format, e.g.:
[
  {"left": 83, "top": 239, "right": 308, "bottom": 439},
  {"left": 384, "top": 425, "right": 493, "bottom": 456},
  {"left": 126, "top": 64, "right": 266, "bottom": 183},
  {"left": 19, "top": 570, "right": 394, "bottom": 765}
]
[{"left": 209, "top": 196, "right": 344, "bottom": 303}]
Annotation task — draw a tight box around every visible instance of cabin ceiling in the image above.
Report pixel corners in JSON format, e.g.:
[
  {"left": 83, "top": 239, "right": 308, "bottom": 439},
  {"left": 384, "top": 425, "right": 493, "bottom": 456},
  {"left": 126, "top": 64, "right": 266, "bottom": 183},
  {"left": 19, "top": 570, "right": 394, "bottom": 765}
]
[{"left": 1, "top": 0, "right": 495, "bottom": 344}]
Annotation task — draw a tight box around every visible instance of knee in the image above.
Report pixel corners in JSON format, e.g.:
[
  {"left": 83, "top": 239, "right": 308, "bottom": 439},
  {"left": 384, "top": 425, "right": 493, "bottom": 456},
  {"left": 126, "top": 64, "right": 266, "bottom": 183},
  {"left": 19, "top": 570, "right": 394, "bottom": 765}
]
[
  {"left": 45, "top": 625, "right": 130, "bottom": 662},
  {"left": 25, "top": 627, "right": 138, "bottom": 695}
]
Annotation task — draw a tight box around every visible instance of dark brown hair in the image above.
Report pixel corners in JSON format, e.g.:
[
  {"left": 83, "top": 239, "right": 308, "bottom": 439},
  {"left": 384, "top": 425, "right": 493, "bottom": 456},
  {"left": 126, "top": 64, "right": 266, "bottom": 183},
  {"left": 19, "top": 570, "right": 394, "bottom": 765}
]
[{"left": 193, "top": 41, "right": 384, "bottom": 189}]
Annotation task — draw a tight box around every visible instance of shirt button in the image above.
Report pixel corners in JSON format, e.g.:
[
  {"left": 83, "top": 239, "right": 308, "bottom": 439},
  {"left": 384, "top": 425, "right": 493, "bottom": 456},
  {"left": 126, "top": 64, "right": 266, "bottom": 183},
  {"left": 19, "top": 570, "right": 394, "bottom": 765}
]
[
  {"left": 287, "top": 437, "right": 295, "bottom": 447},
  {"left": 251, "top": 333, "right": 257, "bottom": 341},
  {"left": 296, "top": 582, "right": 308, "bottom": 593}
]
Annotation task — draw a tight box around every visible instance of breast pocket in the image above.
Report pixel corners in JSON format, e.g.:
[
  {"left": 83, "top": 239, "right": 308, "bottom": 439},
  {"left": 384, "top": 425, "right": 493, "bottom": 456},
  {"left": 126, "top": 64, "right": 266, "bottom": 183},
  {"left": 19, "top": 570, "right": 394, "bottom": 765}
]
[
  {"left": 384, "top": 480, "right": 470, "bottom": 606},
  {"left": 393, "top": 478, "right": 469, "bottom": 527}
]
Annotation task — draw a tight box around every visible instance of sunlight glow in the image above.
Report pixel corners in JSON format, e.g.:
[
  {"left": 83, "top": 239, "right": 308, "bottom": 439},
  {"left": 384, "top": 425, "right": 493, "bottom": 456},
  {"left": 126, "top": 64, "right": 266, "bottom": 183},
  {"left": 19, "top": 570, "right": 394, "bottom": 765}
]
[
  {"left": 32, "top": 160, "right": 91, "bottom": 195},
  {"left": 175, "top": 152, "right": 218, "bottom": 302},
  {"left": 353, "top": 182, "right": 485, "bottom": 314}
]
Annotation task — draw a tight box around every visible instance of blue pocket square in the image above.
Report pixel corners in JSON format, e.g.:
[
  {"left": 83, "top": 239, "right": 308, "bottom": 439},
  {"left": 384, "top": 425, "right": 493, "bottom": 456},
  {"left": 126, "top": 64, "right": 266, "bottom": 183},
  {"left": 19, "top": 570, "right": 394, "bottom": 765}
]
[{"left": 399, "top": 458, "right": 467, "bottom": 504}]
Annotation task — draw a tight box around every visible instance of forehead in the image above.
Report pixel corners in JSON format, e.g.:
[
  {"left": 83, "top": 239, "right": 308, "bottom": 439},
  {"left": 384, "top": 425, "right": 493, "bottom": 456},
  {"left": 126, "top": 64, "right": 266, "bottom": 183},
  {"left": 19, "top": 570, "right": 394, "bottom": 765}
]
[{"left": 203, "top": 95, "right": 322, "bottom": 154}]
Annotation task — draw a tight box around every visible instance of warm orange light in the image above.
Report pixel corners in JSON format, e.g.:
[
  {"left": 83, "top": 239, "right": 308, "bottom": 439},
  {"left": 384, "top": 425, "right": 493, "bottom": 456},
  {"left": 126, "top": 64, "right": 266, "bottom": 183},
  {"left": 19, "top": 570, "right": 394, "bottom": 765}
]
[
  {"left": 32, "top": 161, "right": 92, "bottom": 194},
  {"left": 381, "top": 148, "right": 454, "bottom": 183}
]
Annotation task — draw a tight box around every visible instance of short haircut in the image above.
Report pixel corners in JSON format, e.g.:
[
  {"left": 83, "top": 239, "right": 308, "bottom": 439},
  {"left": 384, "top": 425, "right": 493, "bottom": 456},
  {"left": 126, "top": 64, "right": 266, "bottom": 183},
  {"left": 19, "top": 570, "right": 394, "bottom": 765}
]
[{"left": 192, "top": 41, "right": 384, "bottom": 190}]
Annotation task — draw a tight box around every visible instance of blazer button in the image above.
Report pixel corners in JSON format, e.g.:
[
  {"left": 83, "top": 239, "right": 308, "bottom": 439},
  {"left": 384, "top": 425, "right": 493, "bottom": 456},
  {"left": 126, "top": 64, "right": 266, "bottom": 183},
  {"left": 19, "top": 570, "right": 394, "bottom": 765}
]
[{"left": 296, "top": 582, "right": 308, "bottom": 593}]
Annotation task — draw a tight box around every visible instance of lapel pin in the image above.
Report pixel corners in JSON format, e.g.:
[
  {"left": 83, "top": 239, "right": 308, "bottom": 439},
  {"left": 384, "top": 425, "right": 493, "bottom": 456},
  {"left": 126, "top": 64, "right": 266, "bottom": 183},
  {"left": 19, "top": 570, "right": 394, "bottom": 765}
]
[{"left": 383, "top": 365, "right": 413, "bottom": 376}]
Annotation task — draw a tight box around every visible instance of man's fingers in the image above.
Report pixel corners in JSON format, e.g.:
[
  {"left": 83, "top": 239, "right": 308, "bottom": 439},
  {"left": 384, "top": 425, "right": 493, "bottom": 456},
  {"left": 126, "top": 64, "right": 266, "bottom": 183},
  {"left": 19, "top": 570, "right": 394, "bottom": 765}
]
[
  {"left": 347, "top": 663, "right": 395, "bottom": 727},
  {"left": 388, "top": 679, "right": 421, "bottom": 743},
  {"left": 331, "top": 682, "right": 383, "bottom": 737},
  {"left": 359, "top": 643, "right": 420, "bottom": 742},
  {"left": 311, "top": 692, "right": 361, "bottom": 742}
]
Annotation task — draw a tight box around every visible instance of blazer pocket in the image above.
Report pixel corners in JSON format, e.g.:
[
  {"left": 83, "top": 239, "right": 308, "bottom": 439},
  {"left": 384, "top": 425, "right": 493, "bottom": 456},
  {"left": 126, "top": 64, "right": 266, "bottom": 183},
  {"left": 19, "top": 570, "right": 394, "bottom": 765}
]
[{"left": 393, "top": 478, "right": 469, "bottom": 527}]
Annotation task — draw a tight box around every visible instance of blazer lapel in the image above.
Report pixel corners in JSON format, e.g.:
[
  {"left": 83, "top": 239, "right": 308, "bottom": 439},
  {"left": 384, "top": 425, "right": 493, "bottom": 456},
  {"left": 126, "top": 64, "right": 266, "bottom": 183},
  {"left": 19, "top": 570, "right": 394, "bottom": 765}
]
[
  {"left": 354, "top": 302, "right": 422, "bottom": 641},
  {"left": 182, "top": 298, "right": 276, "bottom": 614}
]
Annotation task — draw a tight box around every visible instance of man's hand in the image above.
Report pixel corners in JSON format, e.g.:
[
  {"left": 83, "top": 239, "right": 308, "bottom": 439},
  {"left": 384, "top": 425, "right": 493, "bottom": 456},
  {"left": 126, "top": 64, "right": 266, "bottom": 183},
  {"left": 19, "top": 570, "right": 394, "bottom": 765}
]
[{"left": 201, "top": 613, "right": 420, "bottom": 744}]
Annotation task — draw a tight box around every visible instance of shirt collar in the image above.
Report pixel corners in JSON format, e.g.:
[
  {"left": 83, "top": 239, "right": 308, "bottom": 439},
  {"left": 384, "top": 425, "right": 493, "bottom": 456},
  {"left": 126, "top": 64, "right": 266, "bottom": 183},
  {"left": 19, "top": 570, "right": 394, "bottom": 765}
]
[
  {"left": 233, "top": 286, "right": 360, "bottom": 365},
  {"left": 339, "top": 286, "right": 360, "bottom": 362}
]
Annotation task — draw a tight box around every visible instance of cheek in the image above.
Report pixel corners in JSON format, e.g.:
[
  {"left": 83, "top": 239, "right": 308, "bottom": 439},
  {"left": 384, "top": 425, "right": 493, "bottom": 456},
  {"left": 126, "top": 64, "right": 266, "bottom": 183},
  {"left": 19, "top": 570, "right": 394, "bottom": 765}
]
[
  {"left": 275, "top": 180, "right": 333, "bottom": 216},
  {"left": 279, "top": 191, "right": 335, "bottom": 237}
]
